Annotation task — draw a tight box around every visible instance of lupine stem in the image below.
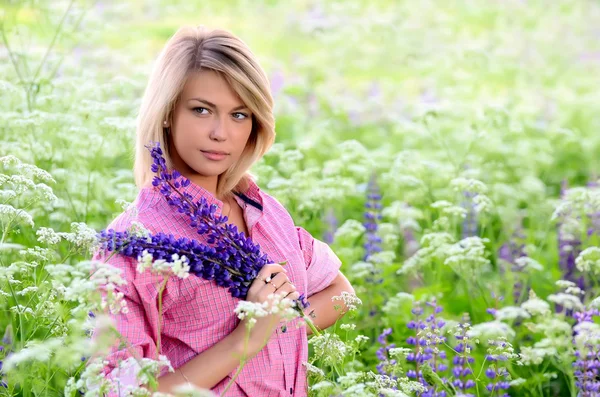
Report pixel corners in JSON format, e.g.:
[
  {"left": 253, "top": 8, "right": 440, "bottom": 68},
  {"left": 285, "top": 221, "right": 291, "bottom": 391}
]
[{"left": 156, "top": 275, "right": 169, "bottom": 358}]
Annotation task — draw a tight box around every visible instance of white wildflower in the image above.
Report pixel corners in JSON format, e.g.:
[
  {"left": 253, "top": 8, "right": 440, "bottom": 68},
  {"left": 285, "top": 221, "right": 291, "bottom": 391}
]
[
  {"left": 521, "top": 290, "right": 551, "bottom": 316},
  {"left": 36, "top": 227, "right": 62, "bottom": 245},
  {"left": 367, "top": 250, "right": 396, "bottom": 265},
  {"left": 355, "top": 335, "right": 369, "bottom": 344},
  {"left": 309, "top": 333, "right": 348, "bottom": 366},
  {"left": 340, "top": 324, "right": 357, "bottom": 331},
  {"left": 303, "top": 361, "right": 325, "bottom": 377},
  {"left": 555, "top": 279, "right": 576, "bottom": 289},
  {"left": 467, "top": 321, "right": 515, "bottom": 340},
  {"left": 382, "top": 292, "right": 415, "bottom": 314},
  {"left": 514, "top": 256, "right": 544, "bottom": 272},
  {"left": 444, "top": 237, "right": 491, "bottom": 274},
  {"left": 575, "top": 247, "right": 600, "bottom": 275},
  {"left": 388, "top": 347, "right": 412, "bottom": 359},
  {"left": 431, "top": 200, "right": 468, "bottom": 218},
  {"left": 450, "top": 177, "right": 489, "bottom": 194},
  {"left": 0, "top": 204, "right": 34, "bottom": 227},
  {"left": 589, "top": 295, "right": 600, "bottom": 309},
  {"left": 350, "top": 261, "right": 375, "bottom": 279},
  {"left": 547, "top": 293, "right": 584, "bottom": 311},
  {"left": 4, "top": 338, "right": 64, "bottom": 370},
  {"left": 494, "top": 306, "right": 531, "bottom": 321},
  {"left": 332, "top": 291, "right": 363, "bottom": 311},
  {"left": 510, "top": 378, "right": 527, "bottom": 387},
  {"left": 334, "top": 219, "right": 366, "bottom": 244}
]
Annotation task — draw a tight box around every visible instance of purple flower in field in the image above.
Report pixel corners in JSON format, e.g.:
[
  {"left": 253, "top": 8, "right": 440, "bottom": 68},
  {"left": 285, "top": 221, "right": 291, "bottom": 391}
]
[
  {"left": 406, "top": 301, "right": 449, "bottom": 396},
  {"left": 573, "top": 308, "right": 600, "bottom": 395},
  {"left": 483, "top": 340, "right": 512, "bottom": 397},
  {"left": 450, "top": 318, "right": 476, "bottom": 397},
  {"left": 497, "top": 218, "right": 527, "bottom": 304},
  {"left": 557, "top": 180, "right": 584, "bottom": 293},
  {"left": 376, "top": 327, "right": 398, "bottom": 377},
  {"left": 461, "top": 191, "right": 478, "bottom": 239},
  {"left": 323, "top": 207, "right": 337, "bottom": 245},
  {"left": 363, "top": 173, "right": 383, "bottom": 285},
  {"left": 0, "top": 326, "right": 12, "bottom": 389}
]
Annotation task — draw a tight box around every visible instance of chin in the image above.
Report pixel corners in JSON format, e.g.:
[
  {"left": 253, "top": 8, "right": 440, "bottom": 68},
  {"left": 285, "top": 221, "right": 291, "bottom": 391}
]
[{"left": 191, "top": 162, "right": 230, "bottom": 177}]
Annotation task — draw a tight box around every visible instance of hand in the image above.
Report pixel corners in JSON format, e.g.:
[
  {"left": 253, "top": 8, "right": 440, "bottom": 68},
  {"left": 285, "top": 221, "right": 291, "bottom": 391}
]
[{"left": 235, "top": 263, "right": 300, "bottom": 357}]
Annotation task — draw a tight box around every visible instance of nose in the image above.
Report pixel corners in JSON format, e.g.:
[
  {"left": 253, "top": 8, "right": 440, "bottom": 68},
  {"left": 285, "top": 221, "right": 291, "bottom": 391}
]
[{"left": 209, "top": 117, "right": 228, "bottom": 142}]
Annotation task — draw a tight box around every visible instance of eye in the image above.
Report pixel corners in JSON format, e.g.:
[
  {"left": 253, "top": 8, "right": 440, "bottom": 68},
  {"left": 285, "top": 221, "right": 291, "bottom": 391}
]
[
  {"left": 232, "top": 112, "right": 249, "bottom": 120},
  {"left": 192, "top": 107, "right": 210, "bottom": 115}
]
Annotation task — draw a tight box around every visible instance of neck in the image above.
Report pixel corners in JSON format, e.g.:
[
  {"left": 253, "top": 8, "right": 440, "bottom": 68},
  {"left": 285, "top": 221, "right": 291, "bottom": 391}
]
[{"left": 187, "top": 173, "right": 220, "bottom": 198}]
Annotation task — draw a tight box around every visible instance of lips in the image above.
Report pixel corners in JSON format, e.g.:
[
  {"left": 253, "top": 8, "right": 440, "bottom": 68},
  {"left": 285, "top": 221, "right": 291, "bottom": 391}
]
[{"left": 201, "top": 150, "right": 229, "bottom": 161}]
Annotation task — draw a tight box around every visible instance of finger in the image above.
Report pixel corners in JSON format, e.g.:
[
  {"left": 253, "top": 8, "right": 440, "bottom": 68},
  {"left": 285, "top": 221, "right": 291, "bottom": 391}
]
[
  {"left": 257, "top": 263, "right": 287, "bottom": 281},
  {"left": 249, "top": 264, "right": 287, "bottom": 297},
  {"left": 267, "top": 272, "right": 290, "bottom": 288}
]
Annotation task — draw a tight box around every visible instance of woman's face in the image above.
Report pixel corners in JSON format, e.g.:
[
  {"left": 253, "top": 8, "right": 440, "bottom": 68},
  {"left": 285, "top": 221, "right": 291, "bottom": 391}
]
[{"left": 167, "top": 70, "right": 253, "bottom": 184}]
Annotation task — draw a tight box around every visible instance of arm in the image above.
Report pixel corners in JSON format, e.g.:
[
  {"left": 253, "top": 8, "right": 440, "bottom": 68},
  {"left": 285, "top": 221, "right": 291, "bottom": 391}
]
[
  {"left": 305, "top": 271, "right": 354, "bottom": 335},
  {"left": 156, "top": 325, "right": 248, "bottom": 392}
]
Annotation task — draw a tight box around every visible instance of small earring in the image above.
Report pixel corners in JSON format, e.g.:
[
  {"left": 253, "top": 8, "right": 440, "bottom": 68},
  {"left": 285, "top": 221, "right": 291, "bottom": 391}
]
[{"left": 163, "top": 120, "right": 168, "bottom": 126}]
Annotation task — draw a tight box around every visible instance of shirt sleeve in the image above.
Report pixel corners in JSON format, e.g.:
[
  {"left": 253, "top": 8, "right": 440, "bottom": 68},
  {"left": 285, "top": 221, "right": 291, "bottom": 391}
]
[
  {"left": 91, "top": 250, "right": 161, "bottom": 396},
  {"left": 296, "top": 226, "right": 342, "bottom": 297}
]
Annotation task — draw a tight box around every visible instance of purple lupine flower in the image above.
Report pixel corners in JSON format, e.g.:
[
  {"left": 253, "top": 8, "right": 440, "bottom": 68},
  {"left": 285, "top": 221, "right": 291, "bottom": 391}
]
[
  {"left": 98, "top": 229, "right": 258, "bottom": 298},
  {"left": 461, "top": 191, "right": 478, "bottom": 239},
  {"left": 322, "top": 208, "right": 338, "bottom": 245},
  {"left": 376, "top": 328, "right": 398, "bottom": 377},
  {"left": 363, "top": 173, "right": 383, "bottom": 286},
  {"left": 406, "top": 305, "right": 427, "bottom": 382},
  {"left": 406, "top": 301, "right": 448, "bottom": 396},
  {"left": 451, "top": 318, "right": 476, "bottom": 397},
  {"left": 573, "top": 308, "right": 600, "bottom": 395},
  {"left": 497, "top": 218, "right": 527, "bottom": 304},
  {"left": 558, "top": 180, "right": 584, "bottom": 293},
  {"left": 364, "top": 173, "right": 383, "bottom": 260},
  {"left": 586, "top": 178, "right": 600, "bottom": 241},
  {"left": 0, "top": 326, "right": 12, "bottom": 388},
  {"left": 421, "top": 300, "right": 449, "bottom": 397},
  {"left": 483, "top": 340, "right": 512, "bottom": 397}
]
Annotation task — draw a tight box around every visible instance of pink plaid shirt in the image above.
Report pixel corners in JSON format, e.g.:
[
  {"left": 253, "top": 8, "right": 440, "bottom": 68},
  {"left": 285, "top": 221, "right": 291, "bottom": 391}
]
[{"left": 95, "top": 177, "right": 341, "bottom": 396}]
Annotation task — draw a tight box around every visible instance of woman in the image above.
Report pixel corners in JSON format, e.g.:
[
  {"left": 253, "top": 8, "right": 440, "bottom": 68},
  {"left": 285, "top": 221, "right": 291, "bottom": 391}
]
[{"left": 97, "top": 25, "right": 354, "bottom": 396}]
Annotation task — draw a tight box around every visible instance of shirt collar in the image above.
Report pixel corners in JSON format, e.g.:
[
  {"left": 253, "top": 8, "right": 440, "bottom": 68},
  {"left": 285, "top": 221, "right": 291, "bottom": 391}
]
[{"left": 158, "top": 174, "right": 263, "bottom": 212}]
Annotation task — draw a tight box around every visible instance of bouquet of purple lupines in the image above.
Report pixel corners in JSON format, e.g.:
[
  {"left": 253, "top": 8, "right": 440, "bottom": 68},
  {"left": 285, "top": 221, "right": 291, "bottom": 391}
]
[{"left": 98, "top": 142, "right": 308, "bottom": 307}]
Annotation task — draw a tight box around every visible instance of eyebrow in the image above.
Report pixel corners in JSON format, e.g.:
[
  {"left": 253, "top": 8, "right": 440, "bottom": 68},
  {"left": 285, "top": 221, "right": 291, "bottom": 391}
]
[{"left": 188, "top": 97, "right": 249, "bottom": 112}]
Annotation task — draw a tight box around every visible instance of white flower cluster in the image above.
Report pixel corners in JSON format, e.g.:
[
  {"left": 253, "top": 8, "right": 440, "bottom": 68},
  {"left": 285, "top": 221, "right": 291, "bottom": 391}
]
[
  {"left": 450, "top": 177, "right": 495, "bottom": 214},
  {"left": 36, "top": 222, "right": 99, "bottom": 252},
  {"left": 493, "top": 306, "right": 531, "bottom": 321},
  {"left": 3, "top": 337, "right": 64, "bottom": 371},
  {"left": 0, "top": 204, "right": 34, "bottom": 227},
  {"left": 513, "top": 256, "right": 544, "bottom": 272},
  {"left": 309, "top": 332, "right": 348, "bottom": 366},
  {"left": 443, "top": 237, "right": 491, "bottom": 275},
  {"left": 334, "top": 219, "right": 367, "bottom": 244},
  {"left": 431, "top": 200, "right": 468, "bottom": 219},
  {"left": 398, "top": 232, "right": 455, "bottom": 274},
  {"left": 45, "top": 260, "right": 129, "bottom": 315},
  {"left": 234, "top": 293, "right": 297, "bottom": 329},
  {"left": 467, "top": 321, "right": 516, "bottom": 340},
  {"left": 332, "top": 291, "right": 363, "bottom": 312},
  {"left": 575, "top": 247, "right": 600, "bottom": 275},
  {"left": 382, "top": 292, "right": 415, "bottom": 314},
  {"left": 521, "top": 290, "right": 551, "bottom": 316},
  {"left": 137, "top": 250, "right": 190, "bottom": 279}
]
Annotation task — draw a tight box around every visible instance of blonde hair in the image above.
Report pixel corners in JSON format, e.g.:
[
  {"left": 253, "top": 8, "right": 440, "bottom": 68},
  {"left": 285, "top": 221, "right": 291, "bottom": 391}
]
[{"left": 134, "top": 25, "right": 275, "bottom": 197}]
